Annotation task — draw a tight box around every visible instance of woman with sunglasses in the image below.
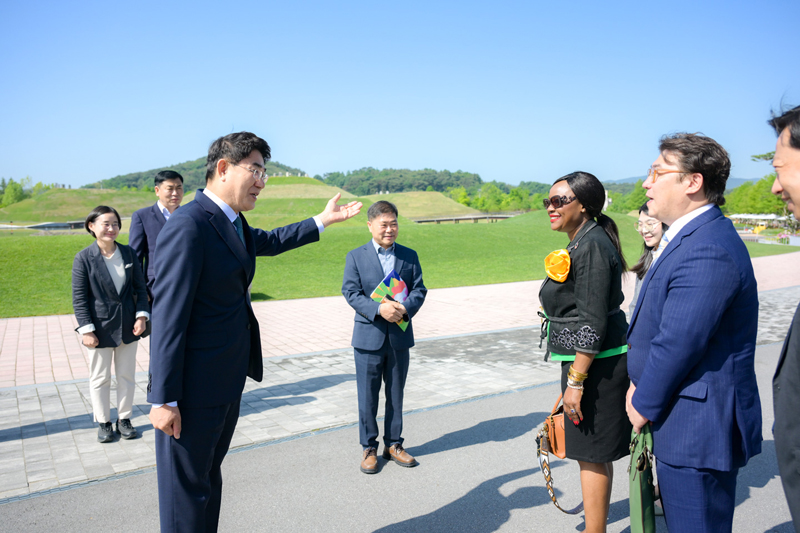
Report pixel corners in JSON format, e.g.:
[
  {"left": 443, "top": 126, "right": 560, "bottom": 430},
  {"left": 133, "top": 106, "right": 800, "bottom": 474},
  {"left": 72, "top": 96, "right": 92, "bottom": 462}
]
[
  {"left": 629, "top": 202, "right": 669, "bottom": 317},
  {"left": 539, "top": 172, "right": 631, "bottom": 533}
]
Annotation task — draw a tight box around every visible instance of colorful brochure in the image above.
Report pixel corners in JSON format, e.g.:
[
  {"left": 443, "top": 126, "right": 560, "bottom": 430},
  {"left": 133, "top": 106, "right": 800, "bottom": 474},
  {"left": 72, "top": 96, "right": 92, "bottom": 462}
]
[{"left": 370, "top": 269, "right": 409, "bottom": 331}]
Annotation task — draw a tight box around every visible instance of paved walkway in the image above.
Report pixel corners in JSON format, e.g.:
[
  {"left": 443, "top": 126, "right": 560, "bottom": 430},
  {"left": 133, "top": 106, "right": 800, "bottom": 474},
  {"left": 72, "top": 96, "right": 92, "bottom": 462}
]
[
  {"left": 0, "top": 251, "right": 797, "bottom": 502},
  {"left": 2, "top": 251, "right": 799, "bottom": 388}
]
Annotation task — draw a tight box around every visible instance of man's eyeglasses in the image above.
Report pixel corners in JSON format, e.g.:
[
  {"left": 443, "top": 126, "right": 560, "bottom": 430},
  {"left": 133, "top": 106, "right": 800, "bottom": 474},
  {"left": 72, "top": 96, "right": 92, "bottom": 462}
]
[
  {"left": 635, "top": 221, "right": 661, "bottom": 233},
  {"left": 647, "top": 167, "right": 684, "bottom": 183},
  {"left": 543, "top": 195, "right": 577, "bottom": 209},
  {"left": 230, "top": 162, "right": 268, "bottom": 183}
]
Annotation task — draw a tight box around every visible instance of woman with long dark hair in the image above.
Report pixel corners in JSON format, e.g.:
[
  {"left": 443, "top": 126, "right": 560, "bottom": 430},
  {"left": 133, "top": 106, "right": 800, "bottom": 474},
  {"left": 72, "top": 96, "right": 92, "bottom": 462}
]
[
  {"left": 72, "top": 206, "right": 150, "bottom": 443},
  {"left": 539, "top": 171, "right": 631, "bottom": 533},
  {"left": 629, "top": 202, "right": 668, "bottom": 317}
]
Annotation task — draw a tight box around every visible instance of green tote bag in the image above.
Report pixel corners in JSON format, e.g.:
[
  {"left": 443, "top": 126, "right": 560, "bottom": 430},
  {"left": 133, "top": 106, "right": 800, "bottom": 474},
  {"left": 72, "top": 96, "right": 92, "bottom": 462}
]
[{"left": 628, "top": 424, "right": 656, "bottom": 533}]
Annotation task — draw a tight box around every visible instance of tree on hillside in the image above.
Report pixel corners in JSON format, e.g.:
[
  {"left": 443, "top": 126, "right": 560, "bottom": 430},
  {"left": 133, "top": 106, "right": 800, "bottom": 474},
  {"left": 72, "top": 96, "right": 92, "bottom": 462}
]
[
  {"left": 624, "top": 180, "right": 648, "bottom": 211},
  {"left": 724, "top": 174, "right": 784, "bottom": 215},
  {"left": 0, "top": 177, "right": 6, "bottom": 196},
  {"left": 2, "top": 179, "right": 24, "bottom": 207},
  {"left": 517, "top": 181, "right": 551, "bottom": 195},
  {"left": 31, "top": 181, "right": 53, "bottom": 196}
]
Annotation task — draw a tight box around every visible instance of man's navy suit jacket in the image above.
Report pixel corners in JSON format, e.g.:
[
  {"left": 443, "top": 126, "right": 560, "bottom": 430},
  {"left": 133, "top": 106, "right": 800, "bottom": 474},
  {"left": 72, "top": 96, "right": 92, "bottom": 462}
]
[
  {"left": 129, "top": 202, "right": 166, "bottom": 296},
  {"left": 627, "top": 205, "right": 762, "bottom": 471},
  {"left": 146, "top": 189, "right": 319, "bottom": 407},
  {"left": 342, "top": 241, "right": 426, "bottom": 351}
]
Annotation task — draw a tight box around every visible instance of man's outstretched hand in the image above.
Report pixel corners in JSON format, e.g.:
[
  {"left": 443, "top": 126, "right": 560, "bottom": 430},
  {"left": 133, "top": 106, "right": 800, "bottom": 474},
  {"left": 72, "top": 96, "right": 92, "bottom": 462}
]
[{"left": 318, "top": 193, "right": 363, "bottom": 227}]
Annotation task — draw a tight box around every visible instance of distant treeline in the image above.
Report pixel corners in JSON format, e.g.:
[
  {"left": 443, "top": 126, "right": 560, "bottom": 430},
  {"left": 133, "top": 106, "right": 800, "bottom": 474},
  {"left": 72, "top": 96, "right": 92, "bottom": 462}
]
[
  {"left": 82, "top": 157, "right": 305, "bottom": 191},
  {"left": 321, "top": 168, "right": 484, "bottom": 196},
  {"left": 320, "top": 167, "right": 556, "bottom": 212}
]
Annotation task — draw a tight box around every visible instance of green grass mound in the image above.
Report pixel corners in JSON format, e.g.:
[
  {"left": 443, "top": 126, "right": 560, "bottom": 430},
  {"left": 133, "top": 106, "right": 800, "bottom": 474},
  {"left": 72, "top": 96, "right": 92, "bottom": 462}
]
[
  {"left": 364, "top": 191, "right": 480, "bottom": 219},
  {"left": 0, "top": 189, "right": 160, "bottom": 224}
]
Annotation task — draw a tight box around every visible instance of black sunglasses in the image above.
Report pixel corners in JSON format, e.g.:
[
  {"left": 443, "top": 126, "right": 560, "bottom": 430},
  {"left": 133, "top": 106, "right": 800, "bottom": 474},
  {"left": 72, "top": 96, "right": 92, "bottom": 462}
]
[{"left": 543, "top": 195, "right": 577, "bottom": 209}]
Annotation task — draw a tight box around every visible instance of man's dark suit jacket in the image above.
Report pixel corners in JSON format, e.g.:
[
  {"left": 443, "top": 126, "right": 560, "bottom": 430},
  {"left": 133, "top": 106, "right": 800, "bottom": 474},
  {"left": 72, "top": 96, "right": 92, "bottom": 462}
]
[
  {"left": 774, "top": 306, "right": 800, "bottom": 529},
  {"left": 72, "top": 242, "right": 150, "bottom": 348},
  {"left": 129, "top": 202, "right": 167, "bottom": 297},
  {"left": 146, "top": 189, "right": 319, "bottom": 407},
  {"left": 627, "top": 205, "right": 762, "bottom": 472},
  {"left": 342, "top": 241, "right": 426, "bottom": 351}
]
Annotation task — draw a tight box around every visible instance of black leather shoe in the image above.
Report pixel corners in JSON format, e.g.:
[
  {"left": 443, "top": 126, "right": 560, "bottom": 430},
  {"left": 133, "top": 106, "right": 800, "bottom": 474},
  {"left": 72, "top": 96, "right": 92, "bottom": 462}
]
[
  {"left": 97, "top": 422, "right": 114, "bottom": 443},
  {"left": 116, "top": 419, "right": 138, "bottom": 439}
]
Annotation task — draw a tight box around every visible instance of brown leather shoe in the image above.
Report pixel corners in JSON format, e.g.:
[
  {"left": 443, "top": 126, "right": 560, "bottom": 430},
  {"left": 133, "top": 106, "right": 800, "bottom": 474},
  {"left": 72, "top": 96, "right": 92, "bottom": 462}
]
[
  {"left": 360, "top": 447, "right": 378, "bottom": 474},
  {"left": 382, "top": 443, "right": 418, "bottom": 467}
]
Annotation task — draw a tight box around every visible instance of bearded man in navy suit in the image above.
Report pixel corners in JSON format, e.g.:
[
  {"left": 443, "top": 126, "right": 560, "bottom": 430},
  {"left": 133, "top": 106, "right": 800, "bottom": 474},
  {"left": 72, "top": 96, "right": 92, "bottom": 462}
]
[
  {"left": 626, "top": 133, "right": 761, "bottom": 532},
  {"left": 342, "top": 200, "right": 427, "bottom": 474},
  {"left": 129, "top": 170, "right": 185, "bottom": 299},
  {"left": 147, "top": 132, "right": 361, "bottom": 532}
]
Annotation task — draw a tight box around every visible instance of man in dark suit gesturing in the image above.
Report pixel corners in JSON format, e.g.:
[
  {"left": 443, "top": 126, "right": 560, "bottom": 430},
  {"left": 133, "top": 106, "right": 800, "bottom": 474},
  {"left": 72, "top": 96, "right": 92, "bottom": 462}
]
[
  {"left": 769, "top": 104, "right": 800, "bottom": 531},
  {"left": 626, "top": 134, "right": 762, "bottom": 532},
  {"left": 147, "top": 132, "right": 361, "bottom": 532},
  {"left": 129, "top": 170, "right": 185, "bottom": 299},
  {"left": 342, "top": 201, "right": 426, "bottom": 474}
]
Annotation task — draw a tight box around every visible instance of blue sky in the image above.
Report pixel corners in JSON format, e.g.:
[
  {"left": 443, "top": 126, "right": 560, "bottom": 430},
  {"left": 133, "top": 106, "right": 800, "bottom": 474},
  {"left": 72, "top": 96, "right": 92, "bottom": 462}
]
[{"left": 1, "top": 0, "right": 798, "bottom": 188}]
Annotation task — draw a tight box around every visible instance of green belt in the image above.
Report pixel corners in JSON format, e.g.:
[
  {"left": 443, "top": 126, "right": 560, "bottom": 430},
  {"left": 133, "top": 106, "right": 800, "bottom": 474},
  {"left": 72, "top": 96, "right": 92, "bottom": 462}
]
[
  {"left": 549, "top": 344, "right": 627, "bottom": 361},
  {"left": 542, "top": 309, "right": 627, "bottom": 361}
]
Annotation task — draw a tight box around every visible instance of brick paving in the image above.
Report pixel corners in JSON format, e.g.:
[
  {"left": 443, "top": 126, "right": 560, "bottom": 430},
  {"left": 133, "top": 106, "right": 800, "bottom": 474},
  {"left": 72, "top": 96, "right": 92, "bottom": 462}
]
[{"left": 0, "top": 250, "right": 797, "bottom": 501}]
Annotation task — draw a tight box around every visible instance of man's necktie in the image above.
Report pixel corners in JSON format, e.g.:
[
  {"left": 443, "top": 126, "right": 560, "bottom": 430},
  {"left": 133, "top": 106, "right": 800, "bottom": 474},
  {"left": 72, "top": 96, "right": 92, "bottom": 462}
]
[
  {"left": 654, "top": 233, "right": 670, "bottom": 260},
  {"left": 233, "top": 216, "right": 245, "bottom": 246}
]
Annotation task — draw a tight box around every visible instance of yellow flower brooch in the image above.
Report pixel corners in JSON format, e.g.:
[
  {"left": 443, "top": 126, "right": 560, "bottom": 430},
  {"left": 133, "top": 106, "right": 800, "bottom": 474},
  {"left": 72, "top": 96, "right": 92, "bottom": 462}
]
[{"left": 544, "top": 249, "right": 571, "bottom": 282}]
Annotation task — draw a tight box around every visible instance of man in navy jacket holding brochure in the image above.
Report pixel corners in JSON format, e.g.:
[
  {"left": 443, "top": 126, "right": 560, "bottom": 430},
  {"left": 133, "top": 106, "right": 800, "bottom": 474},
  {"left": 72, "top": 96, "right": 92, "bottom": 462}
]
[
  {"left": 342, "top": 200, "right": 427, "bottom": 474},
  {"left": 147, "top": 132, "right": 361, "bottom": 532}
]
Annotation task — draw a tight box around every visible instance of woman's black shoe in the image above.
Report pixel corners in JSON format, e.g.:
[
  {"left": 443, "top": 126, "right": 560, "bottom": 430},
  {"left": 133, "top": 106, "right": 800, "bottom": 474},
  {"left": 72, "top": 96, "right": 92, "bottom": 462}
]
[
  {"left": 97, "top": 422, "right": 114, "bottom": 443},
  {"left": 116, "top": 419, "right": 138, "bottom": 439}
]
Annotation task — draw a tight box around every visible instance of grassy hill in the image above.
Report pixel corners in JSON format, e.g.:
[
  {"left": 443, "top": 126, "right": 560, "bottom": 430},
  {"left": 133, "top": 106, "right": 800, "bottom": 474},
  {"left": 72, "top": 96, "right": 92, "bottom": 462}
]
[
  {"left": 1, "top": 208, "right": 797, "bottom": 318},
  {"left": 0, "top": 177, "right": 345, "bottom": 225},
  {"left": 81, "top": 156, "right": 306, "bottom": 191},
  {"left": 364, "top": 191, "right": 480, "bottom": 218},
  {"left": 0, "top": 178, "right": 471, "bottom": 226},
  {"left": 0, "top": 188, "right": 160, "bottom": 223}
]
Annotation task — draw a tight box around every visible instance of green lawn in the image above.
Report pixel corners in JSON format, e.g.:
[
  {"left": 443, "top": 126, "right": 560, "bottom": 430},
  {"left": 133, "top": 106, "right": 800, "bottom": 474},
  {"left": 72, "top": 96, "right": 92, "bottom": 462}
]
[{"left": 2, "top": 210, "right": 796, "bottom": 318}]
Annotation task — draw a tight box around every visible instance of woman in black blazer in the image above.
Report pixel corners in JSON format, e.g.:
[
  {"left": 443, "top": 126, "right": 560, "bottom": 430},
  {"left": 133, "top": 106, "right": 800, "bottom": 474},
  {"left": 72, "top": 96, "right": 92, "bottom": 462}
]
[{"left": 72, "top": 206, "right": 150, "bottom": 443}]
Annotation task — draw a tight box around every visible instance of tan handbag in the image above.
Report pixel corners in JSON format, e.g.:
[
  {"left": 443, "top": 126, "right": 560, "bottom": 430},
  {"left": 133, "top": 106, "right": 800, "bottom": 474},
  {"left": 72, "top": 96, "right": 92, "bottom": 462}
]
[
  {"left": 541, "top": 394, "right": 566, "bottom": 459},
  {"left": 536, "top": 394, "right": 583, "bottom": 514}
]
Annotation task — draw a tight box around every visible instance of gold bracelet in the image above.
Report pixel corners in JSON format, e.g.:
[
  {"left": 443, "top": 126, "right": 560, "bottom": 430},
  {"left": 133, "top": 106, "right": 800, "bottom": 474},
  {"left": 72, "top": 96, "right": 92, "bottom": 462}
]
[{"left": 568, "top": 365, "right": 588, "bottom": 382}]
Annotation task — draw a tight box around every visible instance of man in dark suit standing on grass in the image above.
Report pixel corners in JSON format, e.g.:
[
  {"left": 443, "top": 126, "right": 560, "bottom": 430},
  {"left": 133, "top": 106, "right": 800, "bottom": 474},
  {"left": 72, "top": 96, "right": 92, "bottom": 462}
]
[
  {"left": 342, "top": 200, "right": 426, "bottom": 474},
  {"left": 129, "top": 170, "right": 185, "bottom": 299},
  {"left": 769, "top": 104, "right": 800, "bottom": 531},
  {"left": 147, "top": 132, "right": 361, "bottom": 532}
]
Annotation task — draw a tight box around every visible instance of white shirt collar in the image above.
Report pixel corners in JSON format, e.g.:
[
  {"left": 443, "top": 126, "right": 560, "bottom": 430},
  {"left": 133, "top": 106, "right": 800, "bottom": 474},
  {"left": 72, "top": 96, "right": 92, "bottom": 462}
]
[
  {"left": 662, "top": 203, "right": 715, "bottom": 245},
  {"left": 202, "top": 188, "right": 238, "bottom": 223},
  {"left": 156, "top": 200, "right": 171, "bottom": 220}
]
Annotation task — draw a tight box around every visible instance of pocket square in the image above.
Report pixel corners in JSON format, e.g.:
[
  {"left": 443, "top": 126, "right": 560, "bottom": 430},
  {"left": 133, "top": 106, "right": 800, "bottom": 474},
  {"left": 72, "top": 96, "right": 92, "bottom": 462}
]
[{"left": 124, "top": 263, "right": 133, "bottom": 269}]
